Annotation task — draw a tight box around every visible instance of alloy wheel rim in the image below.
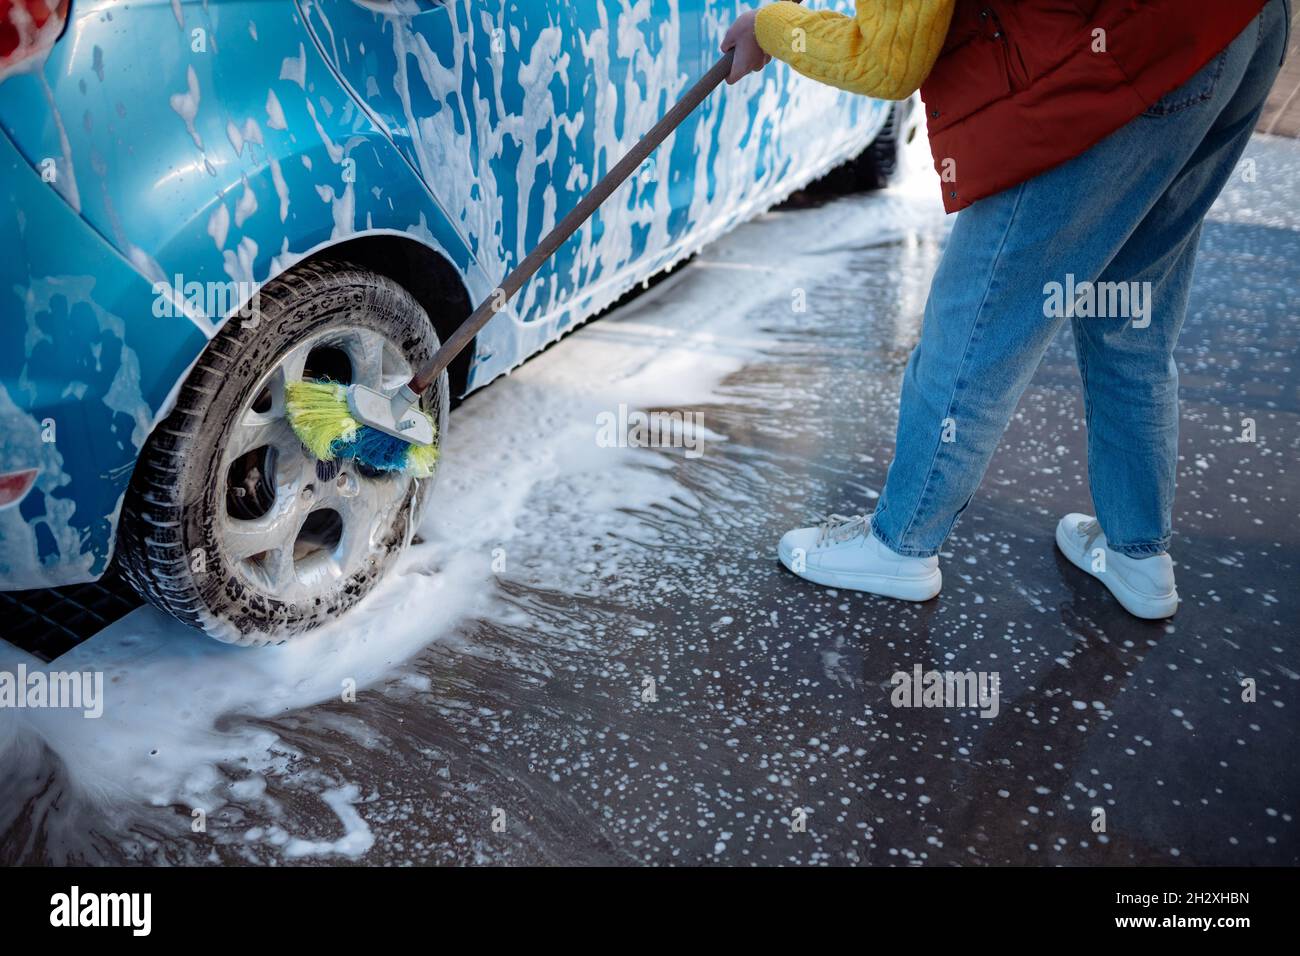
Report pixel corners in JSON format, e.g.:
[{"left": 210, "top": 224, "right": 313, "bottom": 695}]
[{"left": 216, "top": 326, "right": 430, "bottom": 606}]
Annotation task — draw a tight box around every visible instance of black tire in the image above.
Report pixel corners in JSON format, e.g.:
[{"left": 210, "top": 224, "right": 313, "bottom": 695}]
[
  {"left": 117, "top": 260, "right": 447, "bottom": 645},
  {"left": 852, "top": 101, "right": 905, "bottom": 191}
]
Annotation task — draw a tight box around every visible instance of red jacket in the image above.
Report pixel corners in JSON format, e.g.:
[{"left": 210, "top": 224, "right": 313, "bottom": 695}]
[{"left": 921, "top": 0, "right": 1268, "bottom": 213}]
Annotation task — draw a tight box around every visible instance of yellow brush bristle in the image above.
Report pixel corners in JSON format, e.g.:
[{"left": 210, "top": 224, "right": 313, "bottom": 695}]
[
  {"left": 405, "top": 438, "right": 439, "bottom": 478},
  {"left": 284, "top": 380, "right": 358, "bottom": 460}
]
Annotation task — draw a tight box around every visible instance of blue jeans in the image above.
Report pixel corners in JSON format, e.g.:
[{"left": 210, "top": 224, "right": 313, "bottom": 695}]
[{"left": 872, "top": 0, "right": 1288, "bottom": 559}]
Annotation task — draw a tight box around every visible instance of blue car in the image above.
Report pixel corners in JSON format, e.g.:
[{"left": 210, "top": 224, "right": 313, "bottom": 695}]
[{"left": 0, "top": 0, "right": 911, "bottom": 642}]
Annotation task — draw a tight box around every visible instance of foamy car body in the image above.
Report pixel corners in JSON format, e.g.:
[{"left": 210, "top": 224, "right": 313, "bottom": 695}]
[{"left": 0, "top": 0, "right": 900, "bottom": 634}]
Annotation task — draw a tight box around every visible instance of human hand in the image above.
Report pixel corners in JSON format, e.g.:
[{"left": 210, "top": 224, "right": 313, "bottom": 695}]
[{"left": 721, "top": 10, "right": 771, "bottom": 84}]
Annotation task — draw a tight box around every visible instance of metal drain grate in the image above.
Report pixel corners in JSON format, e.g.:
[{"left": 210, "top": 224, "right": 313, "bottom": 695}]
[{"left": 0, "top": 566, "right": 143, "bottom": 662}]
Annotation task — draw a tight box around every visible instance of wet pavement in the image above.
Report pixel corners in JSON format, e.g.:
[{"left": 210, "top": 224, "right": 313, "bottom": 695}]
[{"left": 1, "top": 136, "right": 1297, "bottom": 866}]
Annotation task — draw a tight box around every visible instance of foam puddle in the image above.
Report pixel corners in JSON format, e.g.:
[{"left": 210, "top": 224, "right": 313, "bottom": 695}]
[{"left": 0, "top": 143, "right": 944, "bottom": 862}]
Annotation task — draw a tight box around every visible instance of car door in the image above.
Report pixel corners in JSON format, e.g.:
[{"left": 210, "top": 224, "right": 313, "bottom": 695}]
[
  {"left": 693, "top": 0, "right": 891, "bottom": 223},
  {"left": 300, "top": 0, "right": 707, "bottom": 341}
]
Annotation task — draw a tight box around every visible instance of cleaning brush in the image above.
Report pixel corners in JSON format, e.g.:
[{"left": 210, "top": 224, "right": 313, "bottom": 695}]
[
  {"left": 286, "top": 380, "right": 440, "bottom": 477},
  {"left": 285, "top": 47, "right": 743, "bottom": 475}
]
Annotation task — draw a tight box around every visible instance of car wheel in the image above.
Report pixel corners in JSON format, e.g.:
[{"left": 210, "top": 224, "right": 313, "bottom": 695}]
[
  {"left": 852, "top": 97, "right": 916, "bottom": 191},
  {"left": 117, "top": 259, "right": 448, "bottom": 645}
]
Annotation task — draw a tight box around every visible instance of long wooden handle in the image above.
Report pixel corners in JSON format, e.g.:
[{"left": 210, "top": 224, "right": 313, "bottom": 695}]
[{"left": 408, "top": 48, "right": 738, "bottom": 395}]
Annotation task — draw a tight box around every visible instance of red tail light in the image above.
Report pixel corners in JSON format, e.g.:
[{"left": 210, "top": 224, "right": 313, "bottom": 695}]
[
  {"left": 0, "top": 0, "right": 69, "bottom": 75},
  {"left": 0, "top": 468, "right": 38, "bottom": 510}
]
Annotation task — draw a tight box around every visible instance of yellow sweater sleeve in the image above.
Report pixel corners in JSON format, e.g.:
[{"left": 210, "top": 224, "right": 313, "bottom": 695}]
[{"left": 754, "top": 0, "right": 955, "bottom": 100}]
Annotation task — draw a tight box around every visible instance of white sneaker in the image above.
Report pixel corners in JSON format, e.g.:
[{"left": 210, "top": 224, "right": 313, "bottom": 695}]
[
  {"left": 777, "top": 513, "right": 941, "bottom": 601},
  {"left": 1054, "top": 513, "right": 1179, "bottom": 619}
]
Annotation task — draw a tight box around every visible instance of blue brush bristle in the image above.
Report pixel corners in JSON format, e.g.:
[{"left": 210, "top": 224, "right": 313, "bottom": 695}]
[{"left": 330, "top": 425, "right": 411, "bottom": 472}]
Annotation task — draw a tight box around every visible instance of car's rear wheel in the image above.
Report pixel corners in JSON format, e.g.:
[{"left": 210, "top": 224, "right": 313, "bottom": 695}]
[
  {"left": 117, "top": 260, "right": 447, "bottom": 645},
  {"left": 851, "top": 96, "right": 919, "bottom": 190}
]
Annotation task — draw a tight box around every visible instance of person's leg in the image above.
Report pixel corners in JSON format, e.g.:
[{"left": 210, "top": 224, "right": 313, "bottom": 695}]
[
  {"left": 869, "top": 3, "right": 1283, "bottom": 561},
  {"left": 1072, "top": 1, "right": 1287, "bottom": 555},
  {"left": 1067, "top": 224, "right": 1200, "bottom": 557},
  {"left": 868, "top": 182, "right": 1068, "bottom": 557}
]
